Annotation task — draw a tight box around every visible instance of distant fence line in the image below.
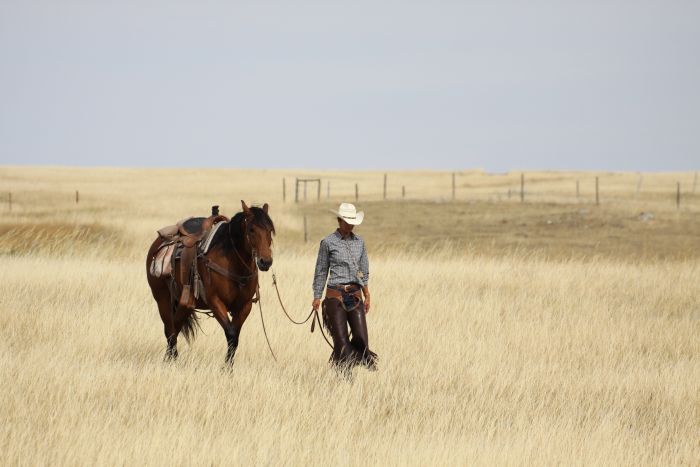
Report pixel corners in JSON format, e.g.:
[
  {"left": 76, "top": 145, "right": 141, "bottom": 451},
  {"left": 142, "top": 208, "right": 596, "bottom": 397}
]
[
  {"left": 4, "top": 173, "right": 698, "bottom": 213},
  {"left": 281, "top": 173, "right": 697, "bottom": 210}
]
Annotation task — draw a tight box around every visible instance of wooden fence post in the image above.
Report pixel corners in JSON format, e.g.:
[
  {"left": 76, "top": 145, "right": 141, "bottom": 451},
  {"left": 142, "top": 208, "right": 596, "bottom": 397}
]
[
  {"left": 636, "top": 174, "right": 643, "bottom": 196},
  {"left": 294, "top": 178, "right": 299, "bottom": 203},
  {"left": 693, "top": 172, "right": 698, "bottom": 194},
  {"left": 595, "top": 176, "right": 599, "bottom": 206},
  {"left": 383, "top": 174, "right": 387, "bottom": 200},
  {"left": 677, "top": 182, "right": 681, "bottom": 209},
  {"left": 303, "top": 215, "right": 308, "bottom": 243},
  {"left": 282, "top": 178, "right": 286, "bottom": 203},
  {"left": 355, "top": 183, "right": 359, "bottom": 202},
  {"left": 520, "top": 173, "right": 524, "bottom": 203},
  {"left": 452, "top": 172, "right": 456, "bottom": 201},
  {"left": 316, "top": 180, "right": 321, "bottom": 202},
  {"left": 327, "top": 181, "right": 330, "bottom": 199},
  {"left": 75, "top": 190, "right": 79, "bottom": 204},
  {"left": 402, "top": 186, "right": 405, "bottom": 199}
]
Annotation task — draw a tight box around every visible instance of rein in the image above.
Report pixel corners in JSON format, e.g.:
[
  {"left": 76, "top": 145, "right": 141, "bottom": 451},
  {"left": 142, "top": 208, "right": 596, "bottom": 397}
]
[{"left": 271, "top": 269, "right": 334, "bottom": 349}]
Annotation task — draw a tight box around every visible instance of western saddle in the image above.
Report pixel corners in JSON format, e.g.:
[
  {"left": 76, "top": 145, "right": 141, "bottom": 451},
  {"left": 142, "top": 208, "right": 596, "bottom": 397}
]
[{"left": 157, "top": 205, "right": 229, "bottom": 309}]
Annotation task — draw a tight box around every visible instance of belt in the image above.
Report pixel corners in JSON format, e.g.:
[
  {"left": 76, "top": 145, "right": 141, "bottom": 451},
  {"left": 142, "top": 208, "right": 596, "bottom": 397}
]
[
  {"left": 326, "top": 286, "right": 362, "bottom": 302},
  {"left": 328, "top": 283, "right": 361, "bottom": 293}
]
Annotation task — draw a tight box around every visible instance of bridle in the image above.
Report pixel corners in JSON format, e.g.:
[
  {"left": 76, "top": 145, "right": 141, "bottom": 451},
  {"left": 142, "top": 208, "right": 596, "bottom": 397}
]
[{"left": 231, "top": 214, "right": 260, "bottom": 274}]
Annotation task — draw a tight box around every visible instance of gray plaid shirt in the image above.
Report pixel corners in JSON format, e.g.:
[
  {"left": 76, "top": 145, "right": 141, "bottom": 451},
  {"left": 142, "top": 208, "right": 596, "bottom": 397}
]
[{"left": 313, "top": 230, "right": 369, "bottom": 299}]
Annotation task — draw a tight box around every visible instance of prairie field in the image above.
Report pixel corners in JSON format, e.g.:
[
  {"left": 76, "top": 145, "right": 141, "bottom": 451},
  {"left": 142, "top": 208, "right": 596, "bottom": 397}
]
[{"left": 0, "top": 166, "right": 698, "bottom": 466}]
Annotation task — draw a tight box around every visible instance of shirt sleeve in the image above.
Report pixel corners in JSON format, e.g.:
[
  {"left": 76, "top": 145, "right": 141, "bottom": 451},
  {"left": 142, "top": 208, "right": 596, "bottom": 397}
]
[
  {"left": 359, "top": 240, "right": 369, "bottom": 286},
  {"left": 312, "top": 239, "right": 330, "bottom": 299}
]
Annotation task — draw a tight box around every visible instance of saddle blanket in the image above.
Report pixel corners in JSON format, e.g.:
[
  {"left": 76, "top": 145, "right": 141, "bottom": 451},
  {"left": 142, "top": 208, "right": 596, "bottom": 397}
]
[{"left": 149, "top": 241, "right": 176, "bottom": 278}]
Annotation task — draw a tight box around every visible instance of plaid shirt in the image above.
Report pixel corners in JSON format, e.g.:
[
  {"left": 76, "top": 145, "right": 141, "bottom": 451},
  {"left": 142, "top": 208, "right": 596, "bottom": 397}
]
[{"left": 312, "top": 229, "right": 369, "bottom": 299}]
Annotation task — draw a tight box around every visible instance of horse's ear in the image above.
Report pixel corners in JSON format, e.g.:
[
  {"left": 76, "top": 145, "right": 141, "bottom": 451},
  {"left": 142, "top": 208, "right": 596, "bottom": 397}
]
[
  {"left": 262, "top": 203, "right": 269, "bottom": 214},
  {"left": 241, "top": 200, "right": 251, "bottom": 215}
]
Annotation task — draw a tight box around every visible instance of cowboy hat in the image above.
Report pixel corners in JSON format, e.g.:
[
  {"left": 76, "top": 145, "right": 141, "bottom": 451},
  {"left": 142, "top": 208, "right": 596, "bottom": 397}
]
[{"left": 329, "top": 202, "right": 364, "bottom": 225}]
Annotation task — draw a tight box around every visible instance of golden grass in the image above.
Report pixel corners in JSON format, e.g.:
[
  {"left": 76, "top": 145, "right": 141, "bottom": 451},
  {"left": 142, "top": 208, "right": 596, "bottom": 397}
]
[{"left": 0, "top": 166, "right": 698, "bottom": 465}]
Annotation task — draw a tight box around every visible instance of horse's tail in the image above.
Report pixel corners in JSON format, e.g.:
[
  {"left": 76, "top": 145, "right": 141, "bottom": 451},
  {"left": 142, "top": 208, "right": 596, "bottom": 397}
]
[{"left": 178, "top": 307, "right": 201, "bottom": 344}]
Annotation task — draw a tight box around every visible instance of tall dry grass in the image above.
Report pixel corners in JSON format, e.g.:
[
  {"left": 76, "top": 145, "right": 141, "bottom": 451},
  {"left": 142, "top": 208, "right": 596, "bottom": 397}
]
[{"left": 0, "top": 167, "right": 698, "bottom": 465}]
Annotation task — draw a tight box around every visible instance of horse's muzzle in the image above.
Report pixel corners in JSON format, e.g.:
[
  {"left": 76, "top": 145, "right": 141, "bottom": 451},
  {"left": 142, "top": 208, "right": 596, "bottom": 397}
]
[{"left": 257, "top": 257, "right": 273, "bottom": 271}]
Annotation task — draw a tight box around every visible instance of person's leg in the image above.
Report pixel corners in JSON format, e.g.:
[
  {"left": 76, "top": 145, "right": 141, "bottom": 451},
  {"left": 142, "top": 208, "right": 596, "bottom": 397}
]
[
  {"left": 347, "top": 302, "right": 378, "bottom": 370},
  {"left": 323, "top": 298, "right": 353, "bottom": 365}
]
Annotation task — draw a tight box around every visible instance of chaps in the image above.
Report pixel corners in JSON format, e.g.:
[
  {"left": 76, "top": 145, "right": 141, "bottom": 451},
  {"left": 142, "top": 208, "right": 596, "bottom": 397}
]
[{"left": 323, "top": 297, "right": 377, "bottom": 369}]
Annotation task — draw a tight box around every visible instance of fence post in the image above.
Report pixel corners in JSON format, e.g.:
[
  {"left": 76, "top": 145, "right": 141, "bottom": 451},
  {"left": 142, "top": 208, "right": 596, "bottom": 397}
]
[
  {"left": 282, "top": 178, "right": 286, "bottom": 203},
  {"left": 75, "top": 190, "right": 79, "bottom": 204},
  {"left": 452, "top": 172, "right": 456, "bottom": 201},
  {"left": 693, "top": 172, "right": 698, "bottom": 194},
  {"left": 316, "top": 180, "right": 321, "bottom": 202},
  {"left": 402, "top": 186, "right": 405, "bottom": 200},
  {"left": 636, "top": 174, "right": 643, "bottom": 196},
  {"left": 295, "top": 178, "right": 299, "bottom": 203},
  {"left": 595, "top": 176, "right": 599, "bottom": 206},
  {"left": 677, "top": 182, "right": 681, "bottom": 209},
  {"left": 520, "top": 173, "right": 524, "bottom": 203},
  {"left": 303, "top": 181, "right": 308, "bottom": 202},
  {"left": 327, "top": 181, "right": 330, "bottom": 199},
  {"left": 303, "top": 215, "right": 308, "bottom": 243},
  {"left": 355, "top": 183, "right": 359, "bottom": 202},
  {"left": 383, "top": 174, "right": 387, "bottom": 200}
]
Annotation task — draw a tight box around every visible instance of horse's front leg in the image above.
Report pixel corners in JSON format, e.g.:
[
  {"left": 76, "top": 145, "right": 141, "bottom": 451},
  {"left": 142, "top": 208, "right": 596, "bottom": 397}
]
[
  {"left": 208, "top": 296, "right": 240, "bottom": 366},
  {"left": 225, "top": 300, "right": 254, "bottom": 365}
]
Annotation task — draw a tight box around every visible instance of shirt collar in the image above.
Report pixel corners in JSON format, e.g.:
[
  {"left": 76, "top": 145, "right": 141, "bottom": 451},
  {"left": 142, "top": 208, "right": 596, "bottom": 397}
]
[{"left": 334, "top": 229, "right": 356, "bottom": 240}]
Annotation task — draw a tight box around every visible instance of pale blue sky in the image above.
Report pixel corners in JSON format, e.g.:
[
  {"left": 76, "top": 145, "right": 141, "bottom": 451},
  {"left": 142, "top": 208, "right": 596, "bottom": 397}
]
[{"left": 1, "top": 0, "right": 698, "bottom": 171}]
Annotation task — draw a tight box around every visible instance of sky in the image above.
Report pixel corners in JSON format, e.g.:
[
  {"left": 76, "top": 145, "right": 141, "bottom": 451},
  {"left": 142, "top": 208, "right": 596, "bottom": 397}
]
[{"left": 0, "top": 0, "right": 698, "bottom": 172}]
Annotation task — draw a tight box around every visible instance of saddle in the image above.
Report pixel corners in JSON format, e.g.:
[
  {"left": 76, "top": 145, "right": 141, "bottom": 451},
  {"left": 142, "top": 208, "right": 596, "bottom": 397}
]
[{"left": 154, "top": 206, "right": 229, "bottom": 309}]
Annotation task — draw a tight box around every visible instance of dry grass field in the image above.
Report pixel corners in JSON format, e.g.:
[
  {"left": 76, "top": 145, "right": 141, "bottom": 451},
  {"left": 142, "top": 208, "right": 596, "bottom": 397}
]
[{"left": 0, "top": 166, "right": 698, "bottom": 466}]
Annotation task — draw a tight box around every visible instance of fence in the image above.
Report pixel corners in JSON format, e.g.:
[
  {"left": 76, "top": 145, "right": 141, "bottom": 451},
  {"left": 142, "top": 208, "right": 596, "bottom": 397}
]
[
  {"left": 4, "top": 172, "right": 698, "bottom": 215},
  {"left": 279, "top": 172, "right": 699, "bottom": 210}
]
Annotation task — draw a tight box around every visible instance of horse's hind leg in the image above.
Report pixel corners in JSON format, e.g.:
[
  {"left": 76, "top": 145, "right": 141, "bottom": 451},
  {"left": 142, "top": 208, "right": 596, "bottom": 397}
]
[{"left": 153, "top": 291, "right": 178, "bottom": 360}]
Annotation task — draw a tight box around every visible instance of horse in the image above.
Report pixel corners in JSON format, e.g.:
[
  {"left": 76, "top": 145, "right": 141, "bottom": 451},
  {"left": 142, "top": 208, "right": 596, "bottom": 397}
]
[{"left": 146, "top": 200, "right": 275, "bottom": 365}]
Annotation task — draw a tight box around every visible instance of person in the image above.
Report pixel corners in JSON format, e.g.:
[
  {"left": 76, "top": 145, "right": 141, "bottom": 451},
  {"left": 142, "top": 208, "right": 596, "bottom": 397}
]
[{"left": 312, "top": 202, "right": 378, "bottom": 371}]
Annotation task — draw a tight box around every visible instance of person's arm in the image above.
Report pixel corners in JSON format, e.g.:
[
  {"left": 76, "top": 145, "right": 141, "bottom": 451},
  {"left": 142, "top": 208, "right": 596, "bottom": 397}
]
[
  {"left": 360, "top": 242, "right": 370, "bottom": 313},
  {"left": 311, "top": 239, "right": 330, "bottom": 310}
]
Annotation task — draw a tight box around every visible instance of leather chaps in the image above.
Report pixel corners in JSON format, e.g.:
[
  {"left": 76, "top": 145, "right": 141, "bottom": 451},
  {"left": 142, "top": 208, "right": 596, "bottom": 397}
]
[{"left": 322, "top": 297, "right": 378, "bottom": 370}]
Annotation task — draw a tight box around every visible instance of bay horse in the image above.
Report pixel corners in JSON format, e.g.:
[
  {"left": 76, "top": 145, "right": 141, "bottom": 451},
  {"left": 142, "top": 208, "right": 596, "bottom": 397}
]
[{"left": 146, "top": 200, "right": 275, "bottom": 365}]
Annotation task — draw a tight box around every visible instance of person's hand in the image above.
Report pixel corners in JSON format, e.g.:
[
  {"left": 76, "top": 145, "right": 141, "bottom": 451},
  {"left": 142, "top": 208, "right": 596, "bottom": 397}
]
[
  {"left": 364, "top": 297, "right": 371, "bottom": 314},
  {"left": 312, "top": 298, "right": 321, "bottom": 311}
]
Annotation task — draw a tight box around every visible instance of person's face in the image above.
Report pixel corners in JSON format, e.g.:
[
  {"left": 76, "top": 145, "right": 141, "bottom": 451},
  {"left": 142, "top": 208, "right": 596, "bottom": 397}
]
[{"left": 338, "top": 218, "right": 354, "bottom": 232}]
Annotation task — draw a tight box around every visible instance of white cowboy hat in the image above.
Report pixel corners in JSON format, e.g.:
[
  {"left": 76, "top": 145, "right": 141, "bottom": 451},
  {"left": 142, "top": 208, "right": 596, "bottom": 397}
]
[{"left": 330, "top": 202, "right": 364, "bottom": 225}]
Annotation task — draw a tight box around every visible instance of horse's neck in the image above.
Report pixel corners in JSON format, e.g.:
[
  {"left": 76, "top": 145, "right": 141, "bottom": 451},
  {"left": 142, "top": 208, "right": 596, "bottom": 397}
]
[{"left": 229, "top": 234, "right": 255, "bottom": 271}]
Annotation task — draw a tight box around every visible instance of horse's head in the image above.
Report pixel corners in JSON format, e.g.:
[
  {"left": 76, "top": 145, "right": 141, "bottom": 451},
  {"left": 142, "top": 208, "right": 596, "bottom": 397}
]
[{"left": 240, "top": 200, "right": 275, "bottom": 271}]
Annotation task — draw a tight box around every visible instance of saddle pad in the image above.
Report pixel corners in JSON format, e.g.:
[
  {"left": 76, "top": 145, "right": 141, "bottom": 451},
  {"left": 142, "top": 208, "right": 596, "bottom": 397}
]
[
  {"left": 200, "top": 220, "right": 226, "bottom": 255},
  {"left": 149, "top": 241, "right": 176, "bottom": 277}
]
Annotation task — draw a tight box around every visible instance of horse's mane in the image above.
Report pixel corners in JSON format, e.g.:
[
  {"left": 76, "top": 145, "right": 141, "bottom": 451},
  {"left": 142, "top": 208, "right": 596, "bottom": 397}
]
[{"left": 210, "top": 206, "right": 275, "bottom": 252}]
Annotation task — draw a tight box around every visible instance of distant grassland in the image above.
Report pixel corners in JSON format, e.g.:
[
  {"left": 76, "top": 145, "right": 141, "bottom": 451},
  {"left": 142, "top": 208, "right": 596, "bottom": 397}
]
[{"left": 0, "top": 166, "right": 698, "bottom": 465}]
